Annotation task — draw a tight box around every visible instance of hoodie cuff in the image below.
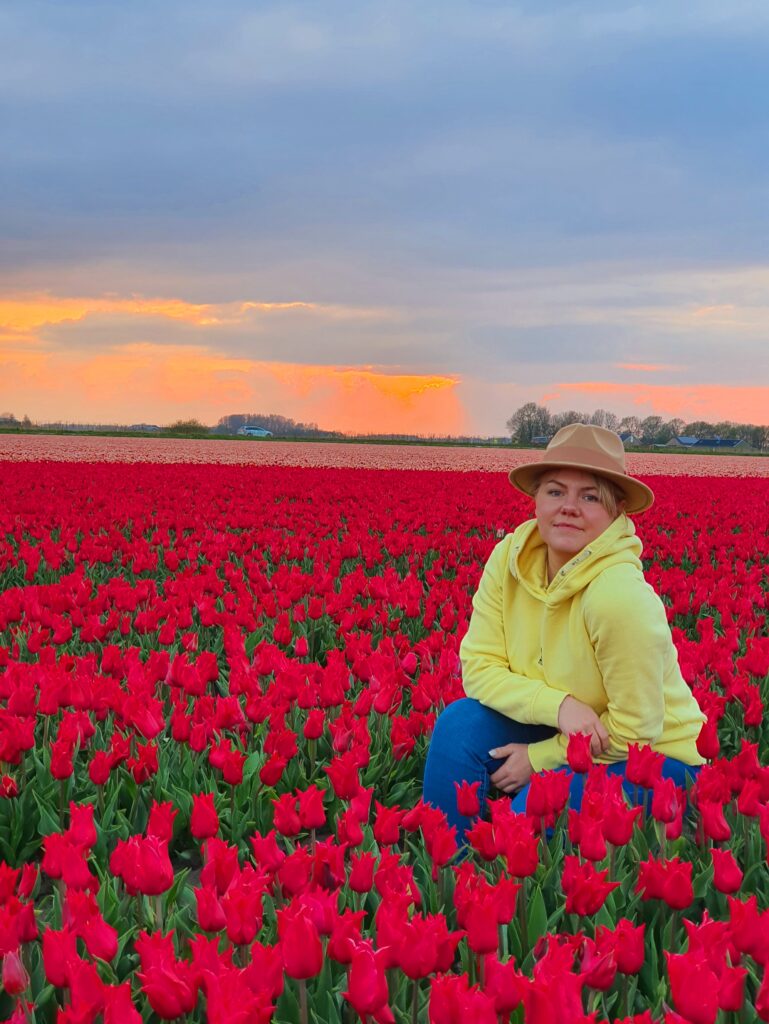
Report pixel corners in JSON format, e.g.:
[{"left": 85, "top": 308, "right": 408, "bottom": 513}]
[
  {"left": 530, "top": 686, "right": 568, "bottom": 729},
  {"left": 527, "top": 734, "right": 567, "bottom": 774}
]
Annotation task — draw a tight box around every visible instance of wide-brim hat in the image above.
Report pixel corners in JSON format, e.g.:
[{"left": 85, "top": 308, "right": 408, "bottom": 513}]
[{"left": 508, "top": 423, "right": 654, "bottom": 514}]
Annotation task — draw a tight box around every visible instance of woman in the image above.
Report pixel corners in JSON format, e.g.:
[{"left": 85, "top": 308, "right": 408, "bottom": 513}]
[{"left": 423, "top": 423, "right": 705, "bottom": 838}]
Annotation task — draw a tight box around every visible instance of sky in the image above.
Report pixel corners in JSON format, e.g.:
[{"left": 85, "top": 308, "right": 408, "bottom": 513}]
[{"left": 2, "top": 0, "right": 769, "bottom": 436}]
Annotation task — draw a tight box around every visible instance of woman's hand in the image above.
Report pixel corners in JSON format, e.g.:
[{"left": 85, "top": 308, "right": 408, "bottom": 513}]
[
  {"left": 489, "top": 743, "right": 533, "bottom": 794},
  {"left": 558, "top": 695, "right": 610, "bottom": 756}
]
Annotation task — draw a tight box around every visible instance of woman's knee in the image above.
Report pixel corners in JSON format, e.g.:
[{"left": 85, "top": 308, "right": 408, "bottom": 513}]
[
  {"left": 432, "top": 697, "right": 503, "bottom": 744},
  {"left": 430, "top": 697, "right": 518, "bottom": 762},
  {"left": 430, "top": 698, "right": 481, "bottom": 753}
]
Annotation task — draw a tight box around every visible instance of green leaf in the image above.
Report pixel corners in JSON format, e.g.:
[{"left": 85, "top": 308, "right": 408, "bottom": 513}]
[
  {"left": 32, "top": 792, "right": 59, "bottom": 837},
  {"left": 242, "top": 751, "right": 264, "bottom": 782},
  {"left": 527, "top": 885, "right": 548, "bottom": 947}
]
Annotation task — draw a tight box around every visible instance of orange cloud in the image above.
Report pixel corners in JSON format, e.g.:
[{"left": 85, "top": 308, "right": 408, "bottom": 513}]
[
  {"left": 0, "top": 292, "right": 395, "bottom": 337},
  {"left": 557, "top": 381, "right": 769, "bottom": 424},
  {"left": 0, "top": 295, "right": 222, "bottom": 332},
  {"left": 0, "top": 343, "right": 465, "bottom": 435}
]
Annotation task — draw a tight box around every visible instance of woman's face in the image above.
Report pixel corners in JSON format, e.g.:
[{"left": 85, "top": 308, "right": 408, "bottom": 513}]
[{"left": 534, "top": 468, "right": 620, "bottom": 574}]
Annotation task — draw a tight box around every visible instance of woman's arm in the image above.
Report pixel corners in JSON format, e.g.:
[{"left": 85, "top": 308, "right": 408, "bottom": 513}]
[
  {"left": 583, "top": 568, "right": 668, "bottom": 762},
  {"left": 460, "top": 538, "right": 567, "bottom": 727}
]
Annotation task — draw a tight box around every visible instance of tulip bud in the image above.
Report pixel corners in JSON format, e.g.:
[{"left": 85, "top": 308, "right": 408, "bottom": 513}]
[{"left": 2, "top": 949, "right": 28, "bottom": 995}]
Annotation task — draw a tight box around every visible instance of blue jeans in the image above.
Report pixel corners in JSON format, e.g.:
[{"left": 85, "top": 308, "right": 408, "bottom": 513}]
[{"left": 423, "top": 698, "right": 700, "bottom": 840}]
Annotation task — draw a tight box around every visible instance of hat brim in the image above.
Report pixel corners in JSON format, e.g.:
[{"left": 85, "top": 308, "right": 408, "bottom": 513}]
[{"left": 508, "top": 460, "right": 654, "bottom": 514}]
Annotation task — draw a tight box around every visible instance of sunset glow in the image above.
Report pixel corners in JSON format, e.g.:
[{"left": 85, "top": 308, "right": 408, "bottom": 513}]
[
  {"left": 0, "top": 332, "right": 463, "bottom": 435},
  {"left": 554, "top": 381, "right": 769, "bottom": 426}
]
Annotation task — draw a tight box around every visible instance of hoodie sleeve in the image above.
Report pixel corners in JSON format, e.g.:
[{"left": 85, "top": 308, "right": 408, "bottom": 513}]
[
  {"left": 460, "top": 538, "right": 567, "bottom": 728},
  {"left": 583, "top": 567, "right": 667, "bottom": 761}
]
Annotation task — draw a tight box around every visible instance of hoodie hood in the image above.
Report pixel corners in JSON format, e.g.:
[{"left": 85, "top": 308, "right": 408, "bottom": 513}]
[{"left": 507, "top": 514, "right": 643, "bottom": 606}]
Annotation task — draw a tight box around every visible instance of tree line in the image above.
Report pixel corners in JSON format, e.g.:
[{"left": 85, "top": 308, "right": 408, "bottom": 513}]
[
  {"left": 212, "top": 413, "right": 338, "bottom": 437},
  {"left": 505, "top": 403, "right": 769, "bottom": 450}
]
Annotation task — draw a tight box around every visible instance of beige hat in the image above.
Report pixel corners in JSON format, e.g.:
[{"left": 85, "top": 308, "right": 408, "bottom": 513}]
[{"left": 508, "top": 423, "right": 654, "bottom": 514}]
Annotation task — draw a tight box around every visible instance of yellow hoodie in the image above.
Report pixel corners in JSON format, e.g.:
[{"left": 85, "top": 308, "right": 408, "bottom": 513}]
[{"left": 459, "top": 515, "right": 705, "bottom": 773}]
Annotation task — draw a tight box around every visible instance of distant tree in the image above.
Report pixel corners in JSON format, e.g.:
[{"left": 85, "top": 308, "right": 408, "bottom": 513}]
[
  {"left": 166, "top": 418, "right": 209, "bottom": 436},
  {"left": 618, "top": 416, "right": 641, "bottom": 435},
  {"left": 682, "top": 420, "right": 715, "bottom": 439},
  {"left": 551, "top": 409, "right": 591, "bottom": 431},
  {"left": 589, "top": 409, "right": 619, "bottom": 431},
  {"left": 506, "top": 403, "right": 552, "bottom": 444},
  {"left": 639, "top": 416, "right": 665, "bottom": 444},
  {"left": 711, "top": 420, "right": 742, "bottom": 439},
  {"left": 214, "top": 412, "right": 324, "bottom": 437},
  {"left": 661, "top": 418, "right": 685, "bottom": 441}
]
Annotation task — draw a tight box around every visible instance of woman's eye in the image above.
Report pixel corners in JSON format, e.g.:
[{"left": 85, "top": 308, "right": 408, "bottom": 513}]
[{"left": 584, "top": 494, "right": 598, "bottom": 502}]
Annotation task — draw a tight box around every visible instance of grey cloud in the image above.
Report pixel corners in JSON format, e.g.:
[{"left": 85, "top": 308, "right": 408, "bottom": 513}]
[{"left": 2, "top": 0, "right": 769, "bottom": 411}]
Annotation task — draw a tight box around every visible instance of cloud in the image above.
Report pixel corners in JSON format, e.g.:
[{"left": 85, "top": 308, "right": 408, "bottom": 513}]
[
  {"left": 0, "top": 339, "right": 464, "bottom": 434},
  {"left": 2, "top": 3, "right": 769, "bottom": 433},
  {"left": 555, "top": 381, "right": 769, "bottom": 425}
]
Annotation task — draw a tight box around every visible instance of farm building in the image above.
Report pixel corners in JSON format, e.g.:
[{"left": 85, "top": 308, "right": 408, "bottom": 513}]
[
  {"left": 665, "top": 436, "right": 756, "bottom": 452},
  {"left": 619, "top": 431, "right": 642, "bottom": 446}
]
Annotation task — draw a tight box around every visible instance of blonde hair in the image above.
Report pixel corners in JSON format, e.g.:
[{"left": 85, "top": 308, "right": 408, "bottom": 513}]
[{"left": 532, "top": 472, "right": 626, "bottom": 519}]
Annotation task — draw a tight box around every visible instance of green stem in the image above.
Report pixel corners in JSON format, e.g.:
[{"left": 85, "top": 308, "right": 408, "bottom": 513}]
[
  {"left": 539, "top": 818, "right": 551, "bottom": 869},
  {"left": 299, "top": 978, "right": 309, "bottom": 1024},
  {"left": 411, "top": 979, "right": 419, "bottom": 1024},
  {"left": 59, "top": 778, "right": 68, "bottom": 830},
  {"left": 656, "top": 819, "right": 667, "bottom": 860},
  {"left": 517, "top": 879, "right": 528, "bottom": 946},
  {"left": 136, "top": 895, "right": 146, "bottom": 934},
  {"left": 154, "top": 894, "right": 164, "bottom": 932}
]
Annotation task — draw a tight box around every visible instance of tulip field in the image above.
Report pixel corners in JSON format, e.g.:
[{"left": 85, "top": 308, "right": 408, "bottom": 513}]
[{"left": 1, "top": 443, "right": 769, "bottom": 1023}]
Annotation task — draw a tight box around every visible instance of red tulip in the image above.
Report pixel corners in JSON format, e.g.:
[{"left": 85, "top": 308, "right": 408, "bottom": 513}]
[
  {"left": 562, "top": 855, "right": 619, "bottom": 916},
  {"left": 566, "top": 732, "right": 593, "bottom": 773},
  {"left": 711, "top": 848, "right": 743, "bottom": 894},
  {"left": 277, "top": 905, "right": 323, "bottom": 979},
  {"left": 453, "top": 780, "right": 481, "bottom": 817},
  {"left": 626, "top": 744, "right": 664, "bottom": 789},
  {"left": 190, "top": 792, "right": 219, "bottom": 839},
  {"left": 349, "top": 852, "right": 376, "bottom": 893},
  {"left": 696, "top": 718, "right": 720, "bottom": 759},
  {"left": 597, "top": 919, "right": 645, "bottom": 975},
  {"left": 195, "top": 885, "right": 226, "bottom": 933},
  {"left": 327, "top": 909, "right": 366, "bottom": 964},
  {"left": 666, "top": 951, "right": 719, "bottom": 1024},
  {"left": 484, "top": 954, "right": 524, "bottom": 1014},
  {"left": 344, "top": 941, "right": 390, "bottom": 1016},
  {"left": 42, "top": 926, "right": 78, "bottom": 987},
  {"left": 296, "top": 785, "right": 326, "bottom": 830}
]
